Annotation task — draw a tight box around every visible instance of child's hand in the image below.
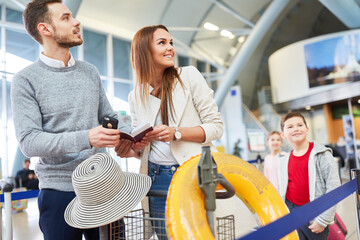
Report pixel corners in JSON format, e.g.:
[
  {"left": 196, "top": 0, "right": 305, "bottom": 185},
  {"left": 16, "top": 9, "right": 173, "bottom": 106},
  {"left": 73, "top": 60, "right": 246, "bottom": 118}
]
[{"left": 308, "top": 221, "right": 325, "bottom": 233}]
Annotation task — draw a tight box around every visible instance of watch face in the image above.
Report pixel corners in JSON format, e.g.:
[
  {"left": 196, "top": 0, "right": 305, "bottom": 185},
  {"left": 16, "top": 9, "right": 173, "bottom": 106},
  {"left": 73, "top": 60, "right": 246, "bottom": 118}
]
[{"left": 175, "top": 131, "right": 181, "bottom": 140}]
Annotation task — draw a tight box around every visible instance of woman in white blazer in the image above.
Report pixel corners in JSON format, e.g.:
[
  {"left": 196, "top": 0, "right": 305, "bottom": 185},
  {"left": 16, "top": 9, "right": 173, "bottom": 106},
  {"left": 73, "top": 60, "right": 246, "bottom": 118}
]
[{"left": 119, "top": 25, "right": 223, "bottom": 239}]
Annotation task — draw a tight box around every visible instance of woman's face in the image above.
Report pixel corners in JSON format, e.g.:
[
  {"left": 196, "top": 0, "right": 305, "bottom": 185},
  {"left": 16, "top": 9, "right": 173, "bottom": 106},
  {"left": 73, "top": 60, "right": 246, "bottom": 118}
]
[{"left": 151, "top": 28, "right": 175, "bottom": 70}]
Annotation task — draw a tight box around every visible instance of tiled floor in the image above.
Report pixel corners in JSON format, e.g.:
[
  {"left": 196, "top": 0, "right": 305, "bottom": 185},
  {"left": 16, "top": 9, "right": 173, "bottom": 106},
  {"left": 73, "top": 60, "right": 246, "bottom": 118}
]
[{"left": 3, "top": 172, "right": 359, "bottom": 240}]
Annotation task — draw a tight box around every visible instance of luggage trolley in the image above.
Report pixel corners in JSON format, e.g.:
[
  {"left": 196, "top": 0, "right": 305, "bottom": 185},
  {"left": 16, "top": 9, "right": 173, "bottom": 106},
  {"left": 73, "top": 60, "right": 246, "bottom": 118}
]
[
  {"left": 107, "top": 193, "right": 235, "bottom": 240},
  {"left": 102, "top": 146, "right": 236, "bottom": 240}
]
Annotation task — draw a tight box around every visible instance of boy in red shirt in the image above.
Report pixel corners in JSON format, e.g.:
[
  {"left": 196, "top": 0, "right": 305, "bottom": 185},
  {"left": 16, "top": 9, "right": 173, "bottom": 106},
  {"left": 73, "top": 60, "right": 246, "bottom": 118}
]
[{"left": 278, "top": 111, "right": 341, "bottom": 240}]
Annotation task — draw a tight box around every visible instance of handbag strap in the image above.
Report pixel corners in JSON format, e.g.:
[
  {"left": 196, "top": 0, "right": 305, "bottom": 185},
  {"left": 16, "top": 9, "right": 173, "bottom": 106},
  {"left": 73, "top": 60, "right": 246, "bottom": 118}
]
[{"left": 334, "top": 215, "right": 347, "bottom": 235}]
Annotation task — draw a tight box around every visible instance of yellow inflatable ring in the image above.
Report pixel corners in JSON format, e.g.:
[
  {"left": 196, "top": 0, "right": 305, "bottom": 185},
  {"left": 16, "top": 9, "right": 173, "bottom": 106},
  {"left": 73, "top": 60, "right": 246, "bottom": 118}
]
[{"left": 166, "top": 152, "right": 299, "bottom": 240}]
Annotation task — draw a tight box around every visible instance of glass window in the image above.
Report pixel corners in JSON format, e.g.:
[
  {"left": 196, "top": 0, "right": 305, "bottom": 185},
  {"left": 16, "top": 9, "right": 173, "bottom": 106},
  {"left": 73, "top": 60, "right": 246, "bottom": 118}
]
[
  {"left": 6, "top": 29, "right": 39, "bottom": 63},
  {"left": 83, "top": 29, "right": 107, "bottom": 75},
  {"left": 70, "top": 46, "right": 79, "bottom": 59},
  {"left": 197, "top": 60, "right": 206, "bottom": 72},
  {"left": 114, "top": 82, "right": 132, "bottom": 102},
  {"left": 6, "top": 8, "right": 22, "bottom": 24},
  {"left": 0, "top": 81, "right": 12, "bottom": 119},
  {"left": 178, "top": 55, "right": 189, "bottom": 67},
  {"left": 210, "top": 65, "right": 218, "bottom": 90},
  {"left": 102, "top": 80, "right": 108, "bottom": 91},
  {"left": 113, "top": 37, "right": 132, "bottom": 79}
]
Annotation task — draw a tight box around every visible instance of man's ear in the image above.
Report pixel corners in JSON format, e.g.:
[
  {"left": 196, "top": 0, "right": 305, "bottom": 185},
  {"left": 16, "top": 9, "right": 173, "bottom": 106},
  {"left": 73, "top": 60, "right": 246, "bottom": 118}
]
[{"left": 37, "top": 22, "right": 53, "bottom": 37}]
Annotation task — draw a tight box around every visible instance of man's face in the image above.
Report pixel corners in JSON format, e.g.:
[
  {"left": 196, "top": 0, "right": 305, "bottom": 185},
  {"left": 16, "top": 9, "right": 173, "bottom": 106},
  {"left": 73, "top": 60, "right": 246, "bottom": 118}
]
[
  {"left": 47, "top": 2, "right": 83, "bottom": 48},
  {"left": 23, "top": 161, "right": 30, "bottom": 170}
]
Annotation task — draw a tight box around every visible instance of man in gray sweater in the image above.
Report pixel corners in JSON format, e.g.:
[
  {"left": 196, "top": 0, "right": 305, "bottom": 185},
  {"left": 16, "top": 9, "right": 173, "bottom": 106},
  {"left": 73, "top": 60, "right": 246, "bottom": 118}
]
[{"left": 11, "top": 0, "right": 133, "bottom": 239}]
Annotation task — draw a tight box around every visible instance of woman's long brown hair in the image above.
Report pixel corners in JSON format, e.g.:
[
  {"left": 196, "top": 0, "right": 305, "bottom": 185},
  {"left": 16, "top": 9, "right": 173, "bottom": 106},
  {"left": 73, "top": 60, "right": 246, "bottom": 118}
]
[{"left": 131, "top": 25, "right": 184, "bottom": 125}]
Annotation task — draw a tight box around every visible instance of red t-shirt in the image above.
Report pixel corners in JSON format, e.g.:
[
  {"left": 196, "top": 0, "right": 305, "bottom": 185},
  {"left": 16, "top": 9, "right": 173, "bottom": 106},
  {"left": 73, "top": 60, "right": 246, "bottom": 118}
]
[{"left": 286, "top": 142, "right": 314, "bottom": 206}]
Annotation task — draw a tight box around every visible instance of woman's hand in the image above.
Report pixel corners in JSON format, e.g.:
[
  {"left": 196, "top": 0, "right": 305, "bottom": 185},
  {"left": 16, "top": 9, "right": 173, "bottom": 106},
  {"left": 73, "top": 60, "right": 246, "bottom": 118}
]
[
  {"left": 143, "top": 125, "right": 175, "bottom": 142},
  {"left": 308, "top": 221, "right": 325, "bottom": 233}
]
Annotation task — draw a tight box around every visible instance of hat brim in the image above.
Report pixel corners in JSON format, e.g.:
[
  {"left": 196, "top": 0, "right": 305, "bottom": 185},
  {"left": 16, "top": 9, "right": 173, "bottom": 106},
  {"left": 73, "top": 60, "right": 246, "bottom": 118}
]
[{"left": 64, "top": 172, "right": 151, "bottom": 229}]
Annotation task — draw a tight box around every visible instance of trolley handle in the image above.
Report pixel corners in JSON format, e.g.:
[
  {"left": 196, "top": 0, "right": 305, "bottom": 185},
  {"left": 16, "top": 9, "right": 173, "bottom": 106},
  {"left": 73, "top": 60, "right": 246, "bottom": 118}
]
[
  {"left": 215, "top": 174, "right": 235, "bottom": 199},
  {"left": 146, "top": 190, "right": 168, "bottom": 197},
  {"left": 0, "top": 179, "right": 14, "bottom": 192}
]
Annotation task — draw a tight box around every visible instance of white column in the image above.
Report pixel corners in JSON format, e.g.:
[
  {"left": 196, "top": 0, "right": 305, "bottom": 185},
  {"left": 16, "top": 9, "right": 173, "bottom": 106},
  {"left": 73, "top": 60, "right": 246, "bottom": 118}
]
[{"left": 214, "top": 0, "right": 290, "bottom": 108}]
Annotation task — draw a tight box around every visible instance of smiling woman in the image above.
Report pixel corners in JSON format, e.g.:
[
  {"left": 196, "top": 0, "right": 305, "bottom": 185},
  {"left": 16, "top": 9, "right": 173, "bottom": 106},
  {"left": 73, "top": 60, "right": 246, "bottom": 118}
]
[{"left": 117, "top": 25, "right": 224, "bottom": 239}]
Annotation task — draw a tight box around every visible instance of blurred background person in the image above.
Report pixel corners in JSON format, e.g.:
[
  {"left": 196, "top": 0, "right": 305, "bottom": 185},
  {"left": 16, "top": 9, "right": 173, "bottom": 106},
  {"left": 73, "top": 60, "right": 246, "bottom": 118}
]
[
  {"left": 15, "top": 158, "right": 39, "bottom": 190},
  {"left": 264, "top": 131, "right": 285, "bottom": 191}
]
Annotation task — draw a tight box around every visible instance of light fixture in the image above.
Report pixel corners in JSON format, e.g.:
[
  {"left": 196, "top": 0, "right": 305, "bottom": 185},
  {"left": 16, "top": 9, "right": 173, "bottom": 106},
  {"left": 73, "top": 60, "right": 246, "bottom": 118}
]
[
  {"left": 229, "top": 47, "right": 237, "bottom": 56},
  {"left": 204, "top": 22, "right": 219, "bottom": 31},
  {"left": 220, "top": 29, "right": 234, "bottom": 39},
  {"left": 238, "top": 36, "right": 246, "bottom": 43},
  {"left": 305, "top": 106, "right": 311, "bottom": 110},
  {"left": 358, "top": 99, "right": 360, "bottom": 104}
]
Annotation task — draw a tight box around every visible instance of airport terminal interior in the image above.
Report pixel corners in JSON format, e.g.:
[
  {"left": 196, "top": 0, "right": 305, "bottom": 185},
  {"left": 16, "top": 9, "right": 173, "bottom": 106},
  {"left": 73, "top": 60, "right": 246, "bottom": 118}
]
[{"left": 0, "top": 0, "right": 360, "bottom": 239}]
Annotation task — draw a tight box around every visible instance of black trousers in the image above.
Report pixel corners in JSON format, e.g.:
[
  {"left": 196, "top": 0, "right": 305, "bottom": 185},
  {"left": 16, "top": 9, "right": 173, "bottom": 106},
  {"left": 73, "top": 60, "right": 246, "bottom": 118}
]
[
  {"left": 38, "top": 189, "right": 99, "bottom": 240},
  {"left": 285, "top": 198, "right": 329, "bottom": 240}
]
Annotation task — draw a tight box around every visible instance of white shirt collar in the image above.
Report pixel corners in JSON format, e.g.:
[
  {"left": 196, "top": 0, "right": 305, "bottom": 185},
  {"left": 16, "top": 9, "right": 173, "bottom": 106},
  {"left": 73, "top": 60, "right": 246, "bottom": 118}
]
[{"left": 40, "top": 52, "right": 76, "bottom": 68}]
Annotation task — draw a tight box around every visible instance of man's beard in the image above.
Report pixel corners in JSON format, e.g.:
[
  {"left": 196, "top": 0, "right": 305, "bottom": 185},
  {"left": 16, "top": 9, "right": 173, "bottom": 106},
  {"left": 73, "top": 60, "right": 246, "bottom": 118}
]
[{"left": 53, "top": 33, "right": 83, "bottom": 48}]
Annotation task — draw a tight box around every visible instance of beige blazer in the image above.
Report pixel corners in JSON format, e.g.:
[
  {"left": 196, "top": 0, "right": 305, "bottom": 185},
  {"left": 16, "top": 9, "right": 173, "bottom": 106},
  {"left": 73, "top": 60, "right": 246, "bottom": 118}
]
[{"left": 128, "top": 66, "right": 224, "bottom": 175}]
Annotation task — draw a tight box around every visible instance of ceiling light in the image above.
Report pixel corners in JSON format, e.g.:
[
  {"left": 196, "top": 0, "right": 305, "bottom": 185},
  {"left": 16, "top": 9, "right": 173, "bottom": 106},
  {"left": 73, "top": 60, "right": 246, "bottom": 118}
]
[
  {"left": 238, "top": 36, "right": 246, "bottom": 43},
  {"left": 358, "top": 99, "right": 360, "bottom": 104},
  {"left": 220, "top": 29, "right": 234, "bottom": 39},
  {"left": 229, "top": 47, "right": 237, "bottom": 56},
  {"left": 204, "top": 22, "right": 219, "bottom": 31},
  {"left": 305, "top": 106, "right": 311, "bottom": 110}
]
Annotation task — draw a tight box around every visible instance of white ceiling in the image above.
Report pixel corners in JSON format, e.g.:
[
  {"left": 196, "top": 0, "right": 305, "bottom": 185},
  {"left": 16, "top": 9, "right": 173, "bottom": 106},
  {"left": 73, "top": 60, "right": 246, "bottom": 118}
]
[
  {"left": 1, "top": 0, "right": 358, "bottom": 109},
  {"left": 1, "top": 0, "right": 271, "bottom": 67}
]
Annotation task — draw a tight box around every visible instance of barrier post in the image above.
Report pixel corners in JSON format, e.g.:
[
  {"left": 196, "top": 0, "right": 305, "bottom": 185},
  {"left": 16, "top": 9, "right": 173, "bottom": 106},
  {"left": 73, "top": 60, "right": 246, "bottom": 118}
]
[
  {"left": 351, "top": 169, "right": 360, "bottom": 239},
  {"left": 0, "top": 180, "right": 13, "bottom": 240}
]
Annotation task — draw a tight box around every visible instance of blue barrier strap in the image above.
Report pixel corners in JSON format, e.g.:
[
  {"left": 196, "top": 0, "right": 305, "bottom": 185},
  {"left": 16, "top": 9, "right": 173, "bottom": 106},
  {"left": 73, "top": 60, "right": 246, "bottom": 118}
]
[
  {"left": 248, "top": 159, "right": 264, "bottom": 164},
  {"left": 239, "top": 178, "right": 357, "bottom": 240},
  {"left": 0, "top": 190, "right": 40, "bottom": 202}
]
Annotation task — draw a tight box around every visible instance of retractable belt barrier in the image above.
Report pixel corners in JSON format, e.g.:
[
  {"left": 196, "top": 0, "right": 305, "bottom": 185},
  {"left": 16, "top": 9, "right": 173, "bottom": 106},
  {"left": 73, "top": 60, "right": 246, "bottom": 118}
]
[
  {"left": 238, "top": 178, "right": 358, "bottom": 240},
  {"left": 247, "top": 159, "right": 263, "bottom": 164},
  {"left": 0, "top": 189, "right": 40, "bottom": 203},
  {"left": 0, "top": 175, "right": 357, "bottom": 240}
]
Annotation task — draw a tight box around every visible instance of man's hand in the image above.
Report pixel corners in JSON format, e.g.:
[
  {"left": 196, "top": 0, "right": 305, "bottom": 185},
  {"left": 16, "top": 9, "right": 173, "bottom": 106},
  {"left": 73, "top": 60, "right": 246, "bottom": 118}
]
[
  {"left": 88, "top": 125, "right": 120, "bottom": 148},
  {"left": 133, "top": 138, "right": 151, "bottom": 152},
  {"left": 115, "top": 139, "right": 135, "bottom": 158},
  {"left": 308, "top": 221, "right": 325, "bottom": 233}
]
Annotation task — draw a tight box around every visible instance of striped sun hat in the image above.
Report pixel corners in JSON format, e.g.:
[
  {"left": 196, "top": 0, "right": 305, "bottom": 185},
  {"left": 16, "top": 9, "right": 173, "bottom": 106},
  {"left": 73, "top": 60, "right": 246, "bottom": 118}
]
[{"left": 64, "top": 152, "right": 151, "bottom": 229}]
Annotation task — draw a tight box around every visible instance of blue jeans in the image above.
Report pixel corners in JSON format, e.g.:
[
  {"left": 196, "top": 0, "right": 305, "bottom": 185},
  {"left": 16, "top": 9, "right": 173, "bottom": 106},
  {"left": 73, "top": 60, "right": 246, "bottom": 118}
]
[
  {"left": 285, "top": 198, "right": 329, "bottom": 240},
  {"left": 38, "top": 189, "right": 99, "bottom": 240},
  {"left": 148, "top": 161, "right": 179, "bottom": 240}
]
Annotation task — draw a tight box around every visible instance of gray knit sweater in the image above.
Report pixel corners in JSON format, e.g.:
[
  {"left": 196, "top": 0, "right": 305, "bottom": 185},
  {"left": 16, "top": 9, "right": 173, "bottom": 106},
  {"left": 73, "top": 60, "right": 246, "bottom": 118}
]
[{"left": 11, "top": 59, "right": 132, "bottom": 191}]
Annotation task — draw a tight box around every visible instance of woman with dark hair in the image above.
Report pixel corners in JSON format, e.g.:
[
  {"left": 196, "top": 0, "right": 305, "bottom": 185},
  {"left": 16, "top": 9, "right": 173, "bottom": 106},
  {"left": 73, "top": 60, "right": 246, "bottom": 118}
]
[{"left": 116, "top": 25, "right": 223, "bottom": 238}]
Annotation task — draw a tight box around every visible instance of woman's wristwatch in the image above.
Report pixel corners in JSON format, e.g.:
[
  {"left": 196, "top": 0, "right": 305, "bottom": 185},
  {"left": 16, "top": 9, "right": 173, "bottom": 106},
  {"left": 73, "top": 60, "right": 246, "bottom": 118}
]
[{"left": 174, "top": 127, "right": 182, "bottom": 141}]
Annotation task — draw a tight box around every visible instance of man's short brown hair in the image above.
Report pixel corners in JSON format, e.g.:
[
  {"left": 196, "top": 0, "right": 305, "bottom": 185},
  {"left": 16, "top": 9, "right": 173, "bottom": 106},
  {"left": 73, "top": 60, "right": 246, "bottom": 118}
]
[
  {"left": 280, "top": 111, "right": 308, "bottom": 131},
  {"left": 23, "top": 0, "right": 62, "bottom": 44}
]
